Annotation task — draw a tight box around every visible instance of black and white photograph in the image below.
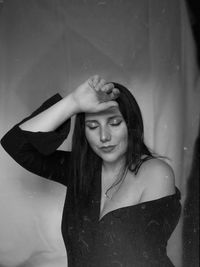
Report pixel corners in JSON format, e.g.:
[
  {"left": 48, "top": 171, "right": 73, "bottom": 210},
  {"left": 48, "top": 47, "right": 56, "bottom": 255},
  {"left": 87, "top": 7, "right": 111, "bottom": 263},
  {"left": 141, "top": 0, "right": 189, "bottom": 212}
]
[{"left": 0, "top": 1, "right": 199, "bottom": 266}]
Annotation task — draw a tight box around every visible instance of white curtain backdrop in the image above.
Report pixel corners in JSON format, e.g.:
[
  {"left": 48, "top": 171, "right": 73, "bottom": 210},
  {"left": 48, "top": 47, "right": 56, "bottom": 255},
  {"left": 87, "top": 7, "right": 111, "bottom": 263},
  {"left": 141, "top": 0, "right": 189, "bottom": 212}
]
[{"left": 0, "top": 1, "right": 199, "bottom": 266}]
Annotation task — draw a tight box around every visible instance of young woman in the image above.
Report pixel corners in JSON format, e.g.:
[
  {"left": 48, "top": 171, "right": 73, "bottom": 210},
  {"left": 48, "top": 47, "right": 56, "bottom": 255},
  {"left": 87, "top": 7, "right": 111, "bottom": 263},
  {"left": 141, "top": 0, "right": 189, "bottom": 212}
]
[{"left": 1, "top": 75, "right": 181, "bottom": 267}]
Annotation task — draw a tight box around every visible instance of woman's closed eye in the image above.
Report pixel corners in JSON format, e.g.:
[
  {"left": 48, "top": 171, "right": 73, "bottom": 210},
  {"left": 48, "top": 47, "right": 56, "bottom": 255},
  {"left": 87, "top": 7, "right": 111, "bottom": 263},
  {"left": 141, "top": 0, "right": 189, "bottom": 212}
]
[
  {"left": 109, "top": 119, "right": 122, "bottom": 126},
  {"left": 86, "top": 122, "right": 99, "bottom": 130},
  {"left": 85, "top": 118, "right": 123, "bottom": 130}
]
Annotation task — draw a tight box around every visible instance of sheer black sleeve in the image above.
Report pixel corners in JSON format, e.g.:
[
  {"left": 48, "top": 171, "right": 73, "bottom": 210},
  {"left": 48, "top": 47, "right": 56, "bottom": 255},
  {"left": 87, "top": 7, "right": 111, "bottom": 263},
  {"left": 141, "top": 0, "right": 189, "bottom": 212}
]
[{"left": 1, "top": 94, "right": 71, "bottom": 187}]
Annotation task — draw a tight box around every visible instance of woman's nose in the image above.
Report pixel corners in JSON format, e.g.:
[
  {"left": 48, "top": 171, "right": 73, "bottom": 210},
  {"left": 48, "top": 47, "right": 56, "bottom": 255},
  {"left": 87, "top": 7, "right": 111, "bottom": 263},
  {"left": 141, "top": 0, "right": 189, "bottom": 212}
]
[{"left": 100, "top": 127, "right": 111, "bottom": 143}]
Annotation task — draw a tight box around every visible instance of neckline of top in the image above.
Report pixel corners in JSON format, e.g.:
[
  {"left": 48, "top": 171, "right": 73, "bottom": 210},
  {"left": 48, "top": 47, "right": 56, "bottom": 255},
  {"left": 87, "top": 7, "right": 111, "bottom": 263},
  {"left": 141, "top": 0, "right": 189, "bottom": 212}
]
[{"left": 98, "top": 187, "right": 181, "bottom": 222}]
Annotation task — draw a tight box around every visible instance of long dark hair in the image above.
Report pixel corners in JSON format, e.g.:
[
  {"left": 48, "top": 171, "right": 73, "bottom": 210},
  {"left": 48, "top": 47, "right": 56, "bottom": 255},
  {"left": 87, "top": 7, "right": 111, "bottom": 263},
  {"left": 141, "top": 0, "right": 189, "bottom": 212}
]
[{"left": 70, "top": 83, "right": 154, "bottom": 201}]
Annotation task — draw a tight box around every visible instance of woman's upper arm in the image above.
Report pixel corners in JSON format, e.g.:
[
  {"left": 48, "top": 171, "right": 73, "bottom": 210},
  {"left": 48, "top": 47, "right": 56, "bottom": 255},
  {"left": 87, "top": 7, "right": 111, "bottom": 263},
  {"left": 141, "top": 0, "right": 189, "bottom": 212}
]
[
  {"left": 1, "top": 93, "right": 72, "bottom": 187},
  {"left": 1, "top": 125, "right": 71, "bottom": 187}
]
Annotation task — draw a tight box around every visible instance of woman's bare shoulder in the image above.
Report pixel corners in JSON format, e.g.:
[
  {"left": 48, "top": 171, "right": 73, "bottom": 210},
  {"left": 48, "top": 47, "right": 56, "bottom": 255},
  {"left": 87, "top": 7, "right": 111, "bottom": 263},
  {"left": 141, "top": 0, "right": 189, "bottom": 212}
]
[{"left": 138, "top": 158, "right": 176, "bottom": 202}]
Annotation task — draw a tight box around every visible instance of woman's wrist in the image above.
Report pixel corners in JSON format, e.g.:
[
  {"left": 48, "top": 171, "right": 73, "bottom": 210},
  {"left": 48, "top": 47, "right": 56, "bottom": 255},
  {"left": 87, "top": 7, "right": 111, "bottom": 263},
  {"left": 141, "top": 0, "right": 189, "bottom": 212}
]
[{"left": 64, "top": 93, "right": 82, "bottom": 115}]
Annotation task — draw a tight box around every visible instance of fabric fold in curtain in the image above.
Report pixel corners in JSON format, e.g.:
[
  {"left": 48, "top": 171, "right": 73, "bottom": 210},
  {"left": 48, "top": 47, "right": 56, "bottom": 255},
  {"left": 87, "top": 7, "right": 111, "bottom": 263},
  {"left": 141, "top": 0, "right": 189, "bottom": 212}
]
[{"left": 0, "top": 1, "right": 199, "bottom": 266}]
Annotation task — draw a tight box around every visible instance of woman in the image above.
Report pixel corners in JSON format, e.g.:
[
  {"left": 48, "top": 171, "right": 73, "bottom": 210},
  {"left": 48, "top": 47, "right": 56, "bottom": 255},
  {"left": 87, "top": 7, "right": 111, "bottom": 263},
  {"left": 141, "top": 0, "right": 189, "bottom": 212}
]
[{"left": 1, "top": 75, "right": 181, "bottom": 266}]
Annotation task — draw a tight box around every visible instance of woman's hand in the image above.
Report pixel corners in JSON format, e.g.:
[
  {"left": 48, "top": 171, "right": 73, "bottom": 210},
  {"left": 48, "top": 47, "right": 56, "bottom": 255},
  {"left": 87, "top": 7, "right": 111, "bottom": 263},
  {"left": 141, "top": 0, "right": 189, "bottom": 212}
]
[{"left": 70, "top": 75, "right": 120, "bottom": 113}]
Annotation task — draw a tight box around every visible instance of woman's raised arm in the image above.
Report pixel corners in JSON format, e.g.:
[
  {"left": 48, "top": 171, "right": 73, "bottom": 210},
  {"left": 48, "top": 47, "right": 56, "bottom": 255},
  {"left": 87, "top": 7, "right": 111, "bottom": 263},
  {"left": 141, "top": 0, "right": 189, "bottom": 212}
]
[
  {"left": 19, "top": 93, "right": 79, "bottom": 132},
  {"left": 19, "top": 75, "right": 119, "bottom": 132},
  {"left": 1, "top": 75, "right": 119, "bottom": 186}
]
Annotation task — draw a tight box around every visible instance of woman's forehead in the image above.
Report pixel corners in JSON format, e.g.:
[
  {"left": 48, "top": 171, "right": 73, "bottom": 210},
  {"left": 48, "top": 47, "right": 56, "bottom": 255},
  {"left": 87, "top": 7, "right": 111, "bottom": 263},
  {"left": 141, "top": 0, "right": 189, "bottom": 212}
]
[{"left": 85, "top": 106, "right": 122, "bottom": 120}]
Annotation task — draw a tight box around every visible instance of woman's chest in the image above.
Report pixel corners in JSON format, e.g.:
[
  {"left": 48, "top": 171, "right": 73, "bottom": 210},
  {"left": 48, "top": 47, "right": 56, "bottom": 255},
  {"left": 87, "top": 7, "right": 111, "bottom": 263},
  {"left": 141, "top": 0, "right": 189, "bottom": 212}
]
[{"left": 100, "top": 172, "right": 145, "bottom": 220}]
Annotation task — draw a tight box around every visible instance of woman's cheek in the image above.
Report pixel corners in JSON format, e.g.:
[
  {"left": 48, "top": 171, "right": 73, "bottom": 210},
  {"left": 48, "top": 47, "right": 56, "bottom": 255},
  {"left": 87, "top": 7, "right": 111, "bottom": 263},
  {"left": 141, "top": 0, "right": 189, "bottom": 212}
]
[{"left": 86, "top": 131, "right": 98, "bottom": 150}]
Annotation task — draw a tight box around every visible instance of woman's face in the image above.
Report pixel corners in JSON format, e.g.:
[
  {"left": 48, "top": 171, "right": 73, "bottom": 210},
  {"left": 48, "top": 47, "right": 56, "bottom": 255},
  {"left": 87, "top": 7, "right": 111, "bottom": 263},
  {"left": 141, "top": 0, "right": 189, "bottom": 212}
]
[{"left": 85, "top": 107, "right": 128, "bottom": 165}]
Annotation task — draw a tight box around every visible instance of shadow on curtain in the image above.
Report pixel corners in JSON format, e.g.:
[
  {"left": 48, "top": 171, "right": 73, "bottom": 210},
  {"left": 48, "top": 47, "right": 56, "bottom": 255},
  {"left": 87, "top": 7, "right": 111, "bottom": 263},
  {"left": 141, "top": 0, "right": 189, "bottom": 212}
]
[{"left": 183, "top": 123, "right": 199, "bottom": 267}]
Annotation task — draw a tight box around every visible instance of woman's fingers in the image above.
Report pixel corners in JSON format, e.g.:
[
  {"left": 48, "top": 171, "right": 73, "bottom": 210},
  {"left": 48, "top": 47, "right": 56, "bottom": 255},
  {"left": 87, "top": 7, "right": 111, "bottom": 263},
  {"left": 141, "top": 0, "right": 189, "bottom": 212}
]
[
  {"left": 101, "top": 83, "right": 114, "bottom": 93},
  {"left": 95, "top": 81, "right": 119, "bottom": 100},
  {"left": 109, "top": 88, "right": 120, "bottom": 100},
  {"left": 88, "top": 75, "right": 111, "bottom": 92},
  {"left": 88, "top": 75, "right": 101, "bottom": 89},
  {"left": 95, "top": 79, "right": 106, "bottom": 91},
  {"left": 96, "top": 90, "right": 111, "bottom": 102},
  {"left": 97, "top": 88, "right": 120, "bottom": 103},
  {"left": 88, "top": 75, "right": 120, "bottom": 104}
]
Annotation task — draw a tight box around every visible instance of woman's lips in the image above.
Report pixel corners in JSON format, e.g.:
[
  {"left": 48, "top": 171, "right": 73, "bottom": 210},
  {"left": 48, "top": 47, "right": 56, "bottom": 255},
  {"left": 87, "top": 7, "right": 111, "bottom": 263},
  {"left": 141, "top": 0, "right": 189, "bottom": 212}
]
[{"left": 100, "top": 145, "right": 116, "bottom": 153}]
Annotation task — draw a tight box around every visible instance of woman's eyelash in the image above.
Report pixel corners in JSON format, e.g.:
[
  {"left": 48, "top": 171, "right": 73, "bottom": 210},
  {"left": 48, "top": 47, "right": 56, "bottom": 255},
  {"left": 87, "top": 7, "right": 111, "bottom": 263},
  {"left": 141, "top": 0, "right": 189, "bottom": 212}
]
[
  {"left": 86, "top": 120, "right": 122, "bottom": 129},
  {"left": 87, "top": 125, "right": 98, "bottom": 130},
  {"left": 110, "top": 121, "right": 122, "bottom": 126}
]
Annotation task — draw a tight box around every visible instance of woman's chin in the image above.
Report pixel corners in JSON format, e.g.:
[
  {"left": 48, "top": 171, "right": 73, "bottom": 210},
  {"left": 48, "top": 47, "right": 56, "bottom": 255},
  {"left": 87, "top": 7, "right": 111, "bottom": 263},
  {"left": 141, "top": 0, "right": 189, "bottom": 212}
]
[{"left": 100, "top": 153, "right": 124, "bottom": 165}]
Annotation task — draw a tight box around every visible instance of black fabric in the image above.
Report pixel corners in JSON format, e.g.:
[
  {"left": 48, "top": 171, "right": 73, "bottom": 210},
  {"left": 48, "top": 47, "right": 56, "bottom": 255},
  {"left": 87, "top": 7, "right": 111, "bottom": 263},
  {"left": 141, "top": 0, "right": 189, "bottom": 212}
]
[
  {"left": 1, "top": 95, "right": 182, "bottom": 267},
  {"left": 1, "top": 94, "right": 71, "bottom": 186}
]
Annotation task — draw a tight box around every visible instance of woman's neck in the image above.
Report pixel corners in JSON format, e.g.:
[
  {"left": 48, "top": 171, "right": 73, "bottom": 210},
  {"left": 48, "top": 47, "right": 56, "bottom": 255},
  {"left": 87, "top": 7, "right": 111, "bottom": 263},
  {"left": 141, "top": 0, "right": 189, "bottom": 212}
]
[
  {"left": 102, "top": 158, "right": 126, "bottom": 179},
  {"left": 101, "top": 158, "right": 128, "bottom": 198}
]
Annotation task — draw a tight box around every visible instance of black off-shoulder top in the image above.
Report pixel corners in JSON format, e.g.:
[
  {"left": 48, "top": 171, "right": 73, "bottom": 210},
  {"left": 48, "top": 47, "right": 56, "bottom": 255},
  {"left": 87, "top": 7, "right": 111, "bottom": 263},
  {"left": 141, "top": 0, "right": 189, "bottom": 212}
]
[{"left": 1, "top": 94, "right": 181, "bottom": 267}]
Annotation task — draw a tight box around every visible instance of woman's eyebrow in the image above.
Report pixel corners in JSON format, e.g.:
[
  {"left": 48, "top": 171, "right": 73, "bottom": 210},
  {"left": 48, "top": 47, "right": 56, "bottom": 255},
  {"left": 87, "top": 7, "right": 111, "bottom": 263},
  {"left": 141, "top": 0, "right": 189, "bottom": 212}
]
[
  {"left": 85, "top": 115, "right": 122, "bottom": 123},
  {"left": 85, "top": 119, "right": 98, "bottom": 123},
  {"left": 107, "top": 115, "right": 123, "bottom": 120}
]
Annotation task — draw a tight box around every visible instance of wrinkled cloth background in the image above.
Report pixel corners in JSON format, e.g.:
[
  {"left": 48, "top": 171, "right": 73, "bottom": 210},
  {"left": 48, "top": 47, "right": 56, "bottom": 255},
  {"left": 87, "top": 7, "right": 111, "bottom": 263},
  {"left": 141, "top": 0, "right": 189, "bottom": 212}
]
[{"left": 0, "top": 1, "right": 199, "bottom": 267}]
